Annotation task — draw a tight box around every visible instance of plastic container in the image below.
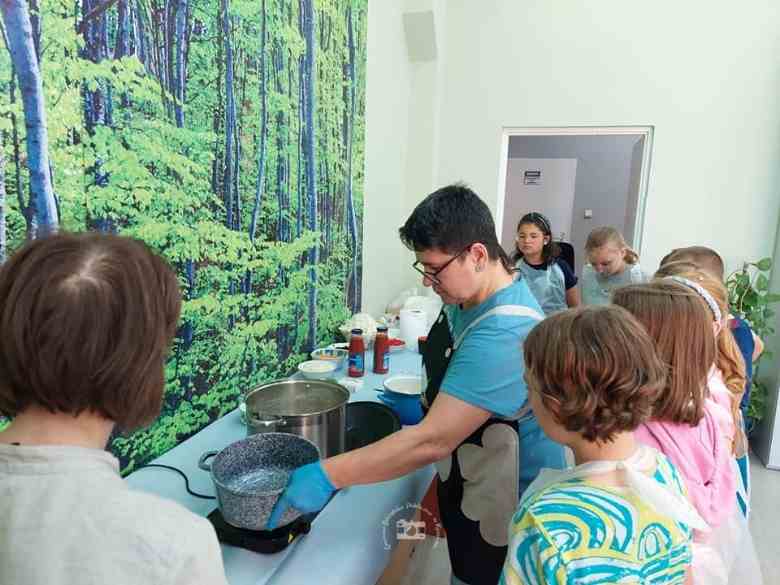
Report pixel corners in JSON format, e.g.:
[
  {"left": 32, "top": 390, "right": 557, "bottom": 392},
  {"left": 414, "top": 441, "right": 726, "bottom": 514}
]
[
  {"left": 373, "top": 326, "right": 390, "bottom": 374},
  {"left": 348, "top": 328, "right": 365, "bottom": 377}
]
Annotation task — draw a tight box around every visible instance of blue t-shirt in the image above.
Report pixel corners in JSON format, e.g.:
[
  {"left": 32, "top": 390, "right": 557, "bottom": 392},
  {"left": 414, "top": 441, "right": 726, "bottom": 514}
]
[
  {"left": 440, "top": 280, "right": 567, "bottom": 492},
  {"left": 730, "top": 316, "right": 755, "bottom": 413}
]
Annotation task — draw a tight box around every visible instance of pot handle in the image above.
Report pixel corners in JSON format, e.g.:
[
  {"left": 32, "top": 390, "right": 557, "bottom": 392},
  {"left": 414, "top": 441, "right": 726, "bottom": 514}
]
[
  {"left": 247, "top": 412, "right": 285, "bottom": 430},
  {"left": 198, "top": 451, "right": 218, "bottom": 471}
]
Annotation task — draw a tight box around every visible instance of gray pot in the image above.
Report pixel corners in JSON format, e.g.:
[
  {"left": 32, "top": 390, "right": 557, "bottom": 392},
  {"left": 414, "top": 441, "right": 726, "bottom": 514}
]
[
  {"left": 198, "top": 432, "right": 320, "bottom": 531},
  {"left": 244, "top": 379, "right": 349, "bottom": 458}
]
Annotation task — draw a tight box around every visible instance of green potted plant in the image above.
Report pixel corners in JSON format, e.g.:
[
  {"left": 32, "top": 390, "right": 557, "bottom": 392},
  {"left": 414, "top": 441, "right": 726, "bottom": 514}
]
[{"left": 726, "top": 257, "right": 780, "bottom": 429}]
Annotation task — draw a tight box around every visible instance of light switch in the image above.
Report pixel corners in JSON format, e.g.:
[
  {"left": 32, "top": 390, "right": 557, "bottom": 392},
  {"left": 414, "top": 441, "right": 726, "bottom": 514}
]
[{"left": 584, "top": 209, "right": 593, "bottom": 219}]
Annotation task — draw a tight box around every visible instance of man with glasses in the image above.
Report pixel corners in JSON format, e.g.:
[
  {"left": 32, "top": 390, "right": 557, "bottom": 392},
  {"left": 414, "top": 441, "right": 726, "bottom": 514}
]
[{"left": 269, "top": 184, "right": 566, "bottom": 585}]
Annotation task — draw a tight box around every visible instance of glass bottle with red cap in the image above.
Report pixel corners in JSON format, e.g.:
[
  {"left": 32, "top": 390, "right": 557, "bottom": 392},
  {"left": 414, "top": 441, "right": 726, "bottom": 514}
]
[
  {"left": 348, "top": 328, "right": 365, "bottom": 377},
  {"left": 373, "top": 326, "right": 390, "bottom": 374}
]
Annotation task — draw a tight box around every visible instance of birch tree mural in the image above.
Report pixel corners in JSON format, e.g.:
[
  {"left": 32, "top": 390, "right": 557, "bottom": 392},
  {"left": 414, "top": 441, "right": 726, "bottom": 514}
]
[
  {"left": 1, "top": 0, "right": 59, "bottom": 238},
  {"left": 0, "top": 0, "right": 369, "bottom": 472}
]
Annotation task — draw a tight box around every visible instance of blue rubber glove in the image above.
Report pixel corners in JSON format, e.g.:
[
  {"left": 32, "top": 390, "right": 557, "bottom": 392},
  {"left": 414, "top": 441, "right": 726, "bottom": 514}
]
[
  {"left": 377, "top": 391, "right": 424, "bottom": 425},
  {"left": 266, "top": 461, "right": 336, "bottom": 530}
]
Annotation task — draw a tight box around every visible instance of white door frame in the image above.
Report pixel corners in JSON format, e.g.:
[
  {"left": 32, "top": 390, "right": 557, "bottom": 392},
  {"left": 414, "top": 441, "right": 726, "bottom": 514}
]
[{"left": 495, "top": 126, "right": 654, "bottom": 253}]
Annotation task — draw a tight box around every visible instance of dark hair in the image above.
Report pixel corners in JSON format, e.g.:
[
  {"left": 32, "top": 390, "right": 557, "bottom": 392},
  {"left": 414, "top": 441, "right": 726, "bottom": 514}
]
[
  {"left": 524, "top": 306, "right": 666, "bottom": 442},
  {"left": 659, "top": 246, "right": 725, "bottom": 280},
  {"left": 513, "top": 212, "right": 560, "bottom": 264},
  {"left": 612, "top": 281, "right": 716, "bottom": 426},
  {"left": 0, "top": 232, "right": 182, "bottom": 431},
  {"left": 399, "top": 183, "right": 512, "bottom": 271}
]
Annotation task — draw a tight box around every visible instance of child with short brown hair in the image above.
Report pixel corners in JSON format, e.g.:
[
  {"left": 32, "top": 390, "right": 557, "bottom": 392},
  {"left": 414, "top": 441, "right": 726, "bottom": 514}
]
[
  {"left": 501, "top": 306, "right": 702, "bottom": 585},
  {"left": 0, "top": 232, "right": 227, "bottom": 585}
]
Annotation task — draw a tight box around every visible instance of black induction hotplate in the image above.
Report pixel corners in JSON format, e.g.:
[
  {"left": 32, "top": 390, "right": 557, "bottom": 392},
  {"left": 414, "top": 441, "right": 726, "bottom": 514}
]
[{"left": 207, "top": 509, "right": 311, "bottom": 554}]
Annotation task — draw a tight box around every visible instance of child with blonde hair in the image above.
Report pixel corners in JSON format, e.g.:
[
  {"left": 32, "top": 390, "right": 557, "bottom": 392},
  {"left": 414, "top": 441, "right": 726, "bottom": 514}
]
[
  {"left": 613, "top": 280, "right": 761, "bottom": 584},
  {"left": 501, "top": 306, "right": 702, "bottom": 585},
  {"left": 581, "top": 226, "right": 647, "bottom": 305}
]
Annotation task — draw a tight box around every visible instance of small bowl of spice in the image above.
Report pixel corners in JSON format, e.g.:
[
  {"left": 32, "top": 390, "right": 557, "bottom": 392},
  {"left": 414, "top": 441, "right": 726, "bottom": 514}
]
[{"left": 311, "top": 347, "right": 348, "bottom": 369}]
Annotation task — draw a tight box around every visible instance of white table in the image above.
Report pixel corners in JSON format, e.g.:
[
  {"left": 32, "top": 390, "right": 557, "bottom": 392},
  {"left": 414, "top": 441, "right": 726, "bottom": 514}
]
[{"left": 126, "top": 349, "right": 435, "bottom": 585}]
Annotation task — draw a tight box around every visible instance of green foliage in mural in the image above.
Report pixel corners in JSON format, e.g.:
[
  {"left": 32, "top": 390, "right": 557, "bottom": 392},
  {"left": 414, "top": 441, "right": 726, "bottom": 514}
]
[{"left": 0, "top": 0, "right": 367, "bottom": 473}]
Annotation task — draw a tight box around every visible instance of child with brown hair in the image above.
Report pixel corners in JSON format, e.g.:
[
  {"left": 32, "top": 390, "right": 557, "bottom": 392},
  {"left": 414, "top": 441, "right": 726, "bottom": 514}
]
[
  {"left": 659, "top": 248, "right": 760, "bottom": 519},
  {"left": 581, "top": 226, "right": 647, "bottom": 305},
  {"left": 501, "top": 306, "right": 703, "bottom": 585},
  {"left": 660, "top": 246, "right": 764, "bottom": 415},
  {"left": 612, "top": 280, "right": 761, "bottom": 584},
  {"left": 0, "top": 233, "right": 227, "bottom": 585},
  {"left": 654, "top": 263, "right": 747, "bottom": 456}
]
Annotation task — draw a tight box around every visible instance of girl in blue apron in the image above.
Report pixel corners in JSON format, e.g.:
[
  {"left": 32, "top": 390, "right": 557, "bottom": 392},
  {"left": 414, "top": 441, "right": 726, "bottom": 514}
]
[
  {"left": 512, "top": 212, "right": 579, "bottom": 315},
  {"left": 268, "top": 185, "right": 567, "bottom": 585},
  {"left": 581, "top": 226, "right": 647, "bottom": 305}
]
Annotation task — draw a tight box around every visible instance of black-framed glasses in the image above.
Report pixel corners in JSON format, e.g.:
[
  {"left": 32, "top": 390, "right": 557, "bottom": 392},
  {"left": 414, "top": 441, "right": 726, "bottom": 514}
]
[{"left": 412, "top": 245, "right": 472, "bottom": 286}]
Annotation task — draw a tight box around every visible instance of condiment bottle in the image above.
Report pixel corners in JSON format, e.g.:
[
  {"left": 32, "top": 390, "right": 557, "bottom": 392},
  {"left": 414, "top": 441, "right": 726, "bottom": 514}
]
[
  {"left": 348, "top": 328, "right": 365, "bottom": 377},
  {"left": 373, "top": 326, "right": 390, "bottom": 374}
]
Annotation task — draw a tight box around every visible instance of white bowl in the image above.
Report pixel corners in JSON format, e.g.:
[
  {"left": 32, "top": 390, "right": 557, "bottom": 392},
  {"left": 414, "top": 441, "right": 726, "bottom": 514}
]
[
  {"left": 298, "top": 360, "right": 338, "bottom": 380},
  {"left": 383, "top": 375, "right": 423, "bottom": 396},
  {"left": 311, "top": 347, "right": 348, "bottom": 369}
]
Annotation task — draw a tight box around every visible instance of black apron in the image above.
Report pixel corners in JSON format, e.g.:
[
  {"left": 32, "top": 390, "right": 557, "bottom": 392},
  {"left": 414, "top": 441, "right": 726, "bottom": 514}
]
[{"left": 421, "top": 308, "right": 522, "bottom": 585}]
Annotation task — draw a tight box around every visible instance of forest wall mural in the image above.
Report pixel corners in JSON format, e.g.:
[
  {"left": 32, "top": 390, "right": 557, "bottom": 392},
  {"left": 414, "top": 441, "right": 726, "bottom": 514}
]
[{"left": 0, "top": 0, "right": 368, "bottom": 472}]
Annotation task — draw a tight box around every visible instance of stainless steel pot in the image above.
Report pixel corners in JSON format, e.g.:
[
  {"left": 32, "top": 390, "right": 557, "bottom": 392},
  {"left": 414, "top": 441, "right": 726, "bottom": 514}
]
[{"left": 244, "top": 379, "right": 349, "bottom": 457}]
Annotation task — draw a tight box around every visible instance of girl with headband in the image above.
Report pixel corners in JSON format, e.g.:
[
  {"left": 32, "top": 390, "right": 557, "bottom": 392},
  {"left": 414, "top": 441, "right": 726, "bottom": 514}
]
[
  {"left": 512, "top": 212, "right": 579, "bottom": 314},
  {"left": 612, "top": 281, "right": 761, "bottom": 584}
]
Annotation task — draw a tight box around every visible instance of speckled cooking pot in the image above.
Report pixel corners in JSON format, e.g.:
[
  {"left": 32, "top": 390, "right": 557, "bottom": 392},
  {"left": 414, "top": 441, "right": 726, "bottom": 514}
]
[{"left": 198, "top": 432, "right": 320, "bottom": 531}]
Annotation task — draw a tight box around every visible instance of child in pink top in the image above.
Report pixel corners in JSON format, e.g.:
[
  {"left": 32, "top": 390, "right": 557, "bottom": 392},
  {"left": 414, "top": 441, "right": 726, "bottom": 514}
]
[
  {"left": 614, "top": 278, "right": 761, "bottom": 584},
  {"left": 613, "top": 279, "right": 736, "bottom": 530},
  {"left": 655, "top": 263, "right": 749, "bottom": 459},
  {"left": 633, "top": 402, "right": 734, "bottom": 530}
]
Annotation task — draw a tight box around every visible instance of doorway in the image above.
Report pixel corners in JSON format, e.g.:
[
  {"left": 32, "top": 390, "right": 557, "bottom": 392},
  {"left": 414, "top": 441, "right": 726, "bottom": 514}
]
[{"left": 496, "top": 126, "right": 653, "bottom": 273}]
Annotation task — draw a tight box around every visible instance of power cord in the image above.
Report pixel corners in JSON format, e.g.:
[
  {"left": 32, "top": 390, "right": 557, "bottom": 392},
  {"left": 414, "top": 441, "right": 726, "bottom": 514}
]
[{"left": 134, "top": 463, "right": 217, "bottom": 500}]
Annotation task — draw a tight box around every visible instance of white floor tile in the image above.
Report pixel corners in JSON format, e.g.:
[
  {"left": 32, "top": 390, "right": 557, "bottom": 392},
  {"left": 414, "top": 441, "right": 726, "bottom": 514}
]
[{"left": 749, "top": 451, "right": 780, "bottom": 581}]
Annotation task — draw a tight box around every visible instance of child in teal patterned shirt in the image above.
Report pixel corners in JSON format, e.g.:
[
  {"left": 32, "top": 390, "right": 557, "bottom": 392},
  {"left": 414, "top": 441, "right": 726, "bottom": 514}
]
[{"left": 501, "top": 306, "right": 706, "bottom": 585}]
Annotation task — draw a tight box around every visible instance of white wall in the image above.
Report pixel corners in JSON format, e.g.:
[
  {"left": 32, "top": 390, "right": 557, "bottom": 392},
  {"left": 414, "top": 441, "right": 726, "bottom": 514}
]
[
  {"left": 362, "top": 0, "right": 780, "bottom": 314},
  {"left": 500, "top": 158, "right": 578, "bottom": 254},
  {"left": 434, "top": 0, "right": 780, "bottom": 276},
  {"left": 361, "top": 0, "right": 412, "bottom": 317},
  {"left": 361, "top": 0, "right": 447, "bottom": 317},
  {"left": 753, "top": 215, "right": 780, "bottom": 467}
]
